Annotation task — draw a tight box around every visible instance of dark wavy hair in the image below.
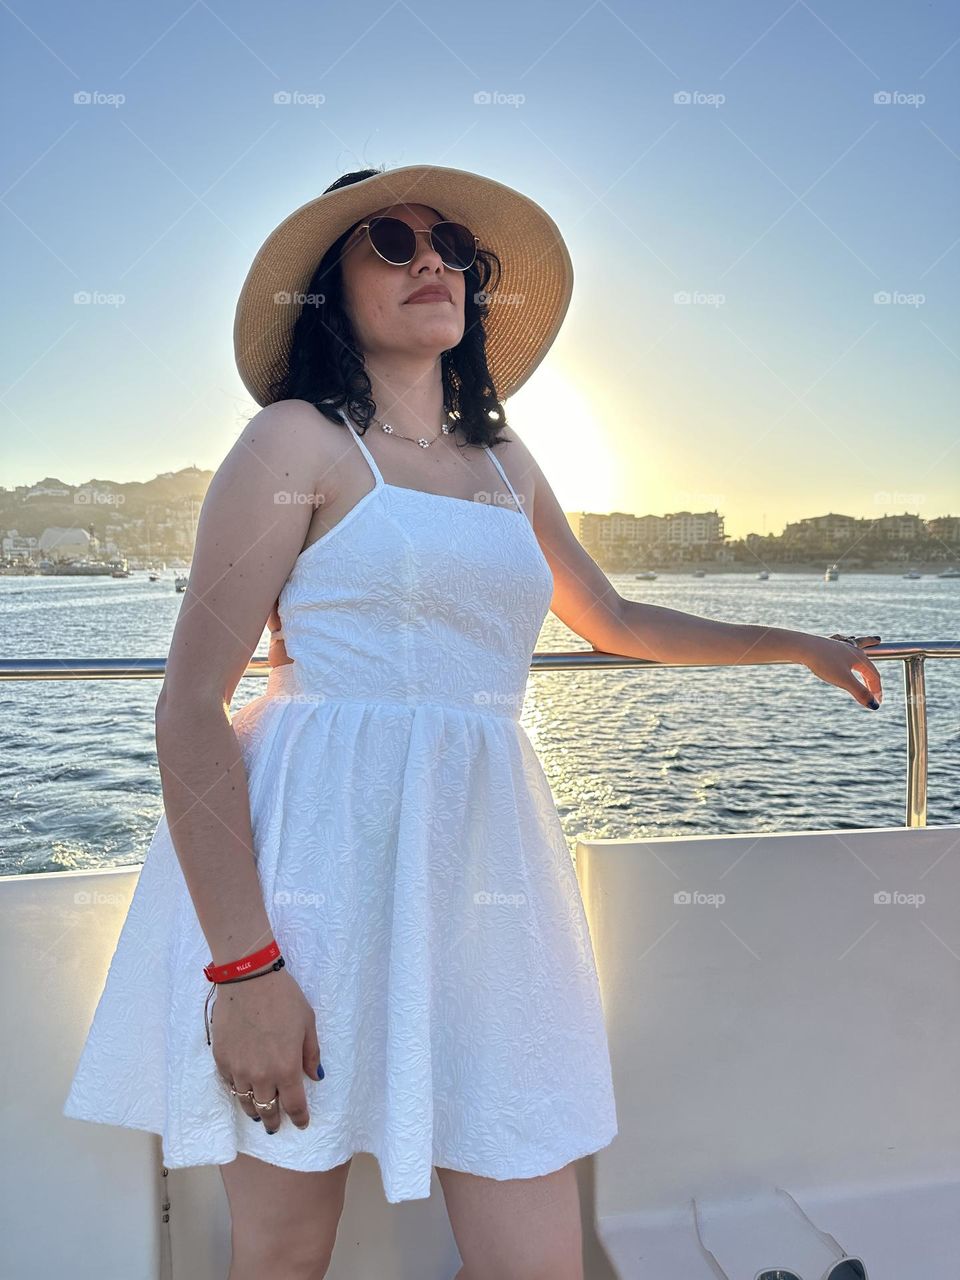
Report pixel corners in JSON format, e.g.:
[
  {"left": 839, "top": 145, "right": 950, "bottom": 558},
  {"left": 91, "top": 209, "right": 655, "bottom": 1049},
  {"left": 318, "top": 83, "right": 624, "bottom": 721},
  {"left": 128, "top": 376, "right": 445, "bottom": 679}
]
[{"left": 263, "top": 166, "right": 509, "bottom": 447}]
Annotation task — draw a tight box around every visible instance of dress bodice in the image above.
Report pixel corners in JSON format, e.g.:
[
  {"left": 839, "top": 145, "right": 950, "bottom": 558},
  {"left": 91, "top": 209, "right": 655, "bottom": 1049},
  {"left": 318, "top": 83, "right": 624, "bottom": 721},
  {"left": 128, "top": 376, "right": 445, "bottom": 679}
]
[{"left": 271, "top": 408, "right": 554, "bottom": 721}]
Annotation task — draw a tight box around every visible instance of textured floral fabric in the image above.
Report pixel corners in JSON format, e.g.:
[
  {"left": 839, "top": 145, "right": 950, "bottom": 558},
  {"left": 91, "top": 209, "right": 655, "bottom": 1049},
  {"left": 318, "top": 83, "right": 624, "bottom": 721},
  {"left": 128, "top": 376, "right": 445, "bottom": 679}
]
[{"left": 62, "top": 408, "right": 619, "bottom": 1203}]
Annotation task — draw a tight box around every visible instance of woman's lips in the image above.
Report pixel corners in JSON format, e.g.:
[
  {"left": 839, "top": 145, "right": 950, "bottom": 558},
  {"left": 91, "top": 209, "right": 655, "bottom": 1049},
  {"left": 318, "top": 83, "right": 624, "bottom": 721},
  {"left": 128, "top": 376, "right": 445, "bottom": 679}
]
[{"left": 404, "top": 287, "right": 453, "bottom": 304}]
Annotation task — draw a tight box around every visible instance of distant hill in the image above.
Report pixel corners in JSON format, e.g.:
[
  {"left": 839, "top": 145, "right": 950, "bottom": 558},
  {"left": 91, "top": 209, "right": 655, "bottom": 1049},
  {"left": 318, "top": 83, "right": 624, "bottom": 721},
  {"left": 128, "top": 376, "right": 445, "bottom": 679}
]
[{"left": 1, "top": 467, "right": 213, "bottom": 533}]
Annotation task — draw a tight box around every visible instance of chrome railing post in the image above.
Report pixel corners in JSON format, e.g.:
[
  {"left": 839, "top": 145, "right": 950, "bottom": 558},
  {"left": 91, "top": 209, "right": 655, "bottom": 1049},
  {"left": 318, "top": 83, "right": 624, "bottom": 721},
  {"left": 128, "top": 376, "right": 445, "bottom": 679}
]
[{"left": 903, "top": 654, "right": 928, "bottom": 828}]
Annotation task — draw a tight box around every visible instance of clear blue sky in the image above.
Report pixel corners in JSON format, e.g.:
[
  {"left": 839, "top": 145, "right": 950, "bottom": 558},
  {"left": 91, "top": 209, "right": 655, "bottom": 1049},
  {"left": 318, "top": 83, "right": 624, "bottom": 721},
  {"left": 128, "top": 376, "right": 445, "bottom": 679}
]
[{"left": 2, "top": 0, "right": 957, "bottom": 537}]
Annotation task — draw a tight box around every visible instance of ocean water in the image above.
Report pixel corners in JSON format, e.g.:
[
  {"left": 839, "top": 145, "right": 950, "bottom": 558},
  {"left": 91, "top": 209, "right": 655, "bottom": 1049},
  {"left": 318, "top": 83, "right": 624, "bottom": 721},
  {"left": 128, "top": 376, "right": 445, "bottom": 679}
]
[{"left": 1, "top": 570, "right": 957, "bottom": 875}]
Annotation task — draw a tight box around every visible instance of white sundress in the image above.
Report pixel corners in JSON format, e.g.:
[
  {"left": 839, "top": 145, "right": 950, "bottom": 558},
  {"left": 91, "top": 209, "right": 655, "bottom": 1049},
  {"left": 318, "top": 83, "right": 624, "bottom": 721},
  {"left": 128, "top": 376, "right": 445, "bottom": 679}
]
[{"left": 62, "top": 405, "right": 619, "bottom": 1204}]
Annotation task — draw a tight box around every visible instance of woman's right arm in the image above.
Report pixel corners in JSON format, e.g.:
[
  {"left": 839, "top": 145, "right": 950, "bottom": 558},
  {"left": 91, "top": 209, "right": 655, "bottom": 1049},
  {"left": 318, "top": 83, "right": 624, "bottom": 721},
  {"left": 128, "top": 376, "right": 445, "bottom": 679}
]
[
  {"left": 154, "top": 399, "right": 327, "bottom": 1126},
  {"left": 155, "top": 401, "right": 322, "bottom": 964}
]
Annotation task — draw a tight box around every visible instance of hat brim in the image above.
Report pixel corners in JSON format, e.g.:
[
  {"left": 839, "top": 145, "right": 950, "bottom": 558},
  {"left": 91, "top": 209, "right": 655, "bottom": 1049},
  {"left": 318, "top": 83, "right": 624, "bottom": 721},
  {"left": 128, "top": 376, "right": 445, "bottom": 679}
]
[{"left": 233, "top": 164, "right": 573, "bottom": 407}]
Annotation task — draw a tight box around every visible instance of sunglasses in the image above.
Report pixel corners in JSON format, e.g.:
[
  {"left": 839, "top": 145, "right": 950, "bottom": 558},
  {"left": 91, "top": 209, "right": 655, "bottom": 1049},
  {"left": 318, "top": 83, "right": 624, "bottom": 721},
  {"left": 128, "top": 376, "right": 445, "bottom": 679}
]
[
  {"left": 691, "top": 1191, "right": 868, "bottom": 1280},
  {"left": 349, "top": 216, "right": 479, "bottom": 271}
]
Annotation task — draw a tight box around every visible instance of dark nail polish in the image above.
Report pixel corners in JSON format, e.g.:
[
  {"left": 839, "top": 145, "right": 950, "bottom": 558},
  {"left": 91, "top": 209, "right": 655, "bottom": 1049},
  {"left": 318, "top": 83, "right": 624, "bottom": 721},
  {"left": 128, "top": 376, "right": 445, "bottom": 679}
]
[
  {"left": 868, "top": 698, "right": 879, "bottom": 709},
  {"left": 252, "top": 1116, "right": 261, "bottom": 1122},
  {"left": 317, "top": 1062, "right": 325, "bottom": 1080}
]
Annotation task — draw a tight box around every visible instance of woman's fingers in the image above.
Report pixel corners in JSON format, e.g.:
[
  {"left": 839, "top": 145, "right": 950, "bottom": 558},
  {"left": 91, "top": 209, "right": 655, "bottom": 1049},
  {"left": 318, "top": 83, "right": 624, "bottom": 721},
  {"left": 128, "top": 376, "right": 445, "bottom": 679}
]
[
  {"left": 278, "top": 1074, "right": 311, "bottom": 1130},
  {"left": 302, "top": 1018, "right": 325, "bottom": 1083},
  {"left": 854, "top": 654, "right": 883, "bottom": 704},
  {"left": 228, "top": 1077, "right": 267, "bottom": 1125},
  {"left": 246, "top": 1075, "right": 283, "bottom": 1132},
  {"left": 825, "top": 634, "right": 883, "bottom": 706},
  {"left": 226, "top": 1071, "right": 307, "bottom": 1133}
]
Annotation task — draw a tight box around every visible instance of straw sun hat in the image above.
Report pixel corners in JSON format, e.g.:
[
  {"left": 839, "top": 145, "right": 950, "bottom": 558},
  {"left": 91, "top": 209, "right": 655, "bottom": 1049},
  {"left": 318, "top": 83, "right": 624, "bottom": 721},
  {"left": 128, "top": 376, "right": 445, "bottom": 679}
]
[{"left": 233, "top": 164, "right": 574, "bottom": 408}]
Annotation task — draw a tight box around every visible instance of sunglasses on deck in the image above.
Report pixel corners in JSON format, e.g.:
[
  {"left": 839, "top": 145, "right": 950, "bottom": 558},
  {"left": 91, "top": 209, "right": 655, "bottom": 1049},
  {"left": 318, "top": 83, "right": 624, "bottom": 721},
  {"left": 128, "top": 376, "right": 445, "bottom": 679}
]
[
  {"left": 691, "top": 1191, "right": 868, "bottom": 1280},
  {"left": 348, "top": 216, "right": 480, "bottom": 271}
]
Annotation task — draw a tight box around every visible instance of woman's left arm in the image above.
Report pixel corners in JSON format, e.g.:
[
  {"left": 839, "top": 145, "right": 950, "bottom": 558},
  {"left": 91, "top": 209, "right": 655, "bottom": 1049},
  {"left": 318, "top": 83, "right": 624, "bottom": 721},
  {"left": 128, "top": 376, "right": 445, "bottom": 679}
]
[{"left": 507, "top": 432, "right": 883, "bottom": 711}]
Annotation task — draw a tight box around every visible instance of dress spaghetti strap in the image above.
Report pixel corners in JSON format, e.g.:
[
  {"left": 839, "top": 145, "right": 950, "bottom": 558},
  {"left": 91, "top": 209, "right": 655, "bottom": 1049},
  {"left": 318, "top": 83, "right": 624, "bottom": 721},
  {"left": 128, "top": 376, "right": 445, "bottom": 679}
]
[
  {"left": 483, "top": 445, "right": 526, "bottom": 519},
  {"left": 337, "top": 406, "right": 385, "bottom": 489}
]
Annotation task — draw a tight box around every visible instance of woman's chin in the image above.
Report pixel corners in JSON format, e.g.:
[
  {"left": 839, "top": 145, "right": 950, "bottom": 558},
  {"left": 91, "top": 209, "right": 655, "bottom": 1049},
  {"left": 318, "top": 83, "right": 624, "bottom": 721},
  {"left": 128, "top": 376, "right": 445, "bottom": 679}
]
[{"left": 399, "top": 321, "right": 463, "bottom": 351}]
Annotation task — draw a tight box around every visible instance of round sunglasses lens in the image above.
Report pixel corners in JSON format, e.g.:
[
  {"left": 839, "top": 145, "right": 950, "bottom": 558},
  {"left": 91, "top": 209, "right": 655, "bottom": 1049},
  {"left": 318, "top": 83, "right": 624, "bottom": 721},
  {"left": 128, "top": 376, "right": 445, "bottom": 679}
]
[
  {"left": 368, "top": 217, "right": 416, "bottom": 264},
  {"left": 826, "top": 1263, "right": 867, "bottom": 1280},
  {"left": 431, "top": 221, "right": 476, "bottom": 269},
  {"left": 755, "top": 1272, "right": 803, "bottom": 1280}
]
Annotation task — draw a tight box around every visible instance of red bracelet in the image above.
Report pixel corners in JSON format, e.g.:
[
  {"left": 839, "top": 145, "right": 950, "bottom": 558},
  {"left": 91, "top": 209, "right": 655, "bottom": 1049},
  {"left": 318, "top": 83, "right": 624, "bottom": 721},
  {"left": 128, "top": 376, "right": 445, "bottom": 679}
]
[{"left": 203, "top": 939, "right": 281, "bottom": 984}]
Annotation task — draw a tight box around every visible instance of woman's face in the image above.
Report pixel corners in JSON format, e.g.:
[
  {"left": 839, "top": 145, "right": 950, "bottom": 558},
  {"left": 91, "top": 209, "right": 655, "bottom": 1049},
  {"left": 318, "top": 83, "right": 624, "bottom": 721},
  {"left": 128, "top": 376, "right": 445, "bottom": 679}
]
[{"left": 339, "top": 202, "right": 466, "bottom": 361}]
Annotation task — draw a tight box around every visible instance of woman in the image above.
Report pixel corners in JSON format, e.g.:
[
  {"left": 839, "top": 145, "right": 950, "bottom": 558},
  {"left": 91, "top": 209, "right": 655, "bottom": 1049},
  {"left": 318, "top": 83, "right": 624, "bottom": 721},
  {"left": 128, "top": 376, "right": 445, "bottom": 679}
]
[{"left": 64, "top": 164, "right": 882, "bottom": 1280}]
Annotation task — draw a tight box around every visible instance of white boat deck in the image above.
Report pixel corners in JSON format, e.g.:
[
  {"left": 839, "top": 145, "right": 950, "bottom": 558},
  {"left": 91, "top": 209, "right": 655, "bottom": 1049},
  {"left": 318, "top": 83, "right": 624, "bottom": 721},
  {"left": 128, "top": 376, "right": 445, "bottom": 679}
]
[
  {"left": 580, "top": 823, "right": 960, "bottom": 1278},
  {"left": 4, "top": 824, "right": 960, "bottom": 1277}
]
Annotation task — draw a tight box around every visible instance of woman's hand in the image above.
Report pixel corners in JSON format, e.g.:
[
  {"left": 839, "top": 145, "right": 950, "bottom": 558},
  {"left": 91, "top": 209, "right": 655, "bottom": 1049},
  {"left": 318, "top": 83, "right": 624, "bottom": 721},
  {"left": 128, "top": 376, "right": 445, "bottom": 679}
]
[
  {"left": 210, "top": 966, "right": 324, "bottom": 1134},
  {"left": 794, "top": 633, "right": 883, "bottom": 709}
]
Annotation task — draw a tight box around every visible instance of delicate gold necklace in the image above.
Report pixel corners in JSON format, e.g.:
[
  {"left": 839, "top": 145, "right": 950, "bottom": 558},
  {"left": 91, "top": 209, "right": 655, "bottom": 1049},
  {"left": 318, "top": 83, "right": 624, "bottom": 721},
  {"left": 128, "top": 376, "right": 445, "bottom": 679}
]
[{"left": 371, "top": 408, "right": 456, "bottom": 449}]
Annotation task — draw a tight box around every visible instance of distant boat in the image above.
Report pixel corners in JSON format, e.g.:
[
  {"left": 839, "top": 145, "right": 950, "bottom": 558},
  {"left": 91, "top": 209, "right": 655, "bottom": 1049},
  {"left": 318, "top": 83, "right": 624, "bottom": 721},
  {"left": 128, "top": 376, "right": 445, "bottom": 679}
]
[
  {"left": 902, "top": 569, "right": 922, "bottom": 580},
  {"left": 757, "top": 571, "right": 769, "bottom": 580},
  {"left": 937, "top": 567, "right": 960, "bottom": 578},
  {"left": 174, "top": 575, "right": 188, "bottom": 593},
  {"left": 824, "top": 562, "right": 840, "bottom": 581},
  {"left": 635, "top": 571, "right": 657, "bottom": 581},
  {"left": 148, "top": 573, "right": 159, "bottom": 582}
]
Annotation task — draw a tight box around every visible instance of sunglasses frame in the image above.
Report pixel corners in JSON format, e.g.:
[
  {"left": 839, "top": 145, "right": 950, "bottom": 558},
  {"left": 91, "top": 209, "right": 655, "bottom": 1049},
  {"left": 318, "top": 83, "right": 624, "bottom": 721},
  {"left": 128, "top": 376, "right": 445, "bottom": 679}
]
[{"left": 348, "top": 216, "right": 480, "bottom": 271}]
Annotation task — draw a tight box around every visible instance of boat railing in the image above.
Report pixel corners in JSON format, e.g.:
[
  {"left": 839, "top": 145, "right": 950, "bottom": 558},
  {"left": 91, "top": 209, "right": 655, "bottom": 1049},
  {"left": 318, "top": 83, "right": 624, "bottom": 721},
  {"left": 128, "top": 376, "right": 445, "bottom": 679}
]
[{"left": 2, "top": 641, "right": 958, "bottom": 829}]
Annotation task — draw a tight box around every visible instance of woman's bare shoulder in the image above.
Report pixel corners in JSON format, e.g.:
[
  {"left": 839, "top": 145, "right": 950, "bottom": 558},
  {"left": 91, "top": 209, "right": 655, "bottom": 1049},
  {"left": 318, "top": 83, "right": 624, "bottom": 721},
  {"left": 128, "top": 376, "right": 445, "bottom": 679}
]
[
  {"left": 488, "top": 420, "right": 543, "bottom": 509},
  {"left": 240, "top": 399, "right": 350, "bottom": 485}
]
